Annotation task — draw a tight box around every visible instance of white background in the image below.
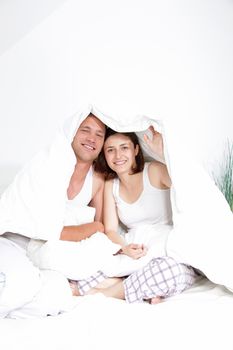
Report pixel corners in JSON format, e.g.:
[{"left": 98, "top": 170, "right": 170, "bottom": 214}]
[{"left": 0, "top": 0, "right": 232, "bottom": 178}]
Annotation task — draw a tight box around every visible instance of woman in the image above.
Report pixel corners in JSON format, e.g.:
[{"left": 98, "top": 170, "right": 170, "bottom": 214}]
[
  {"left": 97, "top": 125, "right": 172, "bottom": 259},
  {"left": 70, "top": 126, "right": 198, "bottom": 303}
]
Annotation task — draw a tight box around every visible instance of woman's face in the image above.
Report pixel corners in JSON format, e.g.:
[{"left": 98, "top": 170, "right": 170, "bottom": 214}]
[{"left": 104, "top": 133, "right": 139, "bottom": 175}]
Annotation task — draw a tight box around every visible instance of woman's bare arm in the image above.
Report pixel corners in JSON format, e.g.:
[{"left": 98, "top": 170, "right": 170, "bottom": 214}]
[
  {"left": 89, "top": 172, "right": 105, "bottom": 222},
  {"left": 103, "top": 180, "right": 125, "bottom": 247}
]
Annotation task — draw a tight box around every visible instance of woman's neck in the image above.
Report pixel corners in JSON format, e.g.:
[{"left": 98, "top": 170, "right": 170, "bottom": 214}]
[
  {"left": 118, "top": 171, "right": 143, "bottom": 203},
  {"left": 118, "top": 171, "right": 142, "bottom": 190}
]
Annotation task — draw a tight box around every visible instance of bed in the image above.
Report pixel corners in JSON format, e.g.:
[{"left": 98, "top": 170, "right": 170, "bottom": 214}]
[
  {"left": 1, "top": 106, "right": 233, "bottom": 350},
  {"left": 1, "top": 274, "right": 233, "bottom": 350}
]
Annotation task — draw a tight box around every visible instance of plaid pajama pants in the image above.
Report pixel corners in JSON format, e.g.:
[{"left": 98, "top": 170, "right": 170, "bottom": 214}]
[
  {"left": 73, "top": 256, "right": 198, "bottom": 302},
  {"left": 74, "top": 270, "right": 107, "bottom": 295},
  {"left": 123, "top": 256, "right": 198, "bottom": 303}
]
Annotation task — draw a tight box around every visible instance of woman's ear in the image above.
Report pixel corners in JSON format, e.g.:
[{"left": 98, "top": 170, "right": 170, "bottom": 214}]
[{"left": 135, "top": 144, "right": 139, "bottom": 156}]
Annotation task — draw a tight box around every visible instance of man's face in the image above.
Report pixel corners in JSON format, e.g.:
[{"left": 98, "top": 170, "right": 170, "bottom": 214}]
[{"left": 72, "top": 114, "right": 106, "bottom": 163}]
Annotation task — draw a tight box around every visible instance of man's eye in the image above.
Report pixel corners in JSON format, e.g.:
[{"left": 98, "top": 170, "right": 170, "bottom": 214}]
[{"left": 96, "top": 133, "right": 104, "bottom": 138}]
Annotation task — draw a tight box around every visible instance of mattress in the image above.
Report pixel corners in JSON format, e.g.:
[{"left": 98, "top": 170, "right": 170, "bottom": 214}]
[{"left": 1, "top": 277, "right": 233, "bottom": 350}]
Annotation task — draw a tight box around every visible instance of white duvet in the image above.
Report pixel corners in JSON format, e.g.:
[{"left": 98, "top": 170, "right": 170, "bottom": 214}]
[
  {"left": 1, "top": 103, "right": 233, "bottom": 317},
  {"left": 28, "top": 222, "right": 172, "bottom": 279},
  {"left": 1, "top": 278, "right": 233, "bottom": 350}
]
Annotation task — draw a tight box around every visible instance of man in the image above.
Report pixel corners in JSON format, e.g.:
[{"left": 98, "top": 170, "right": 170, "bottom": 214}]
[
  {"left": 60, "top": 113, "right": 106, "bottom": 241},
  {"left": 0, "top": 112, "right": 107, "bottom": 317},
  {"left": 1, "top": 113, "right": 106, "bottom": 245}
]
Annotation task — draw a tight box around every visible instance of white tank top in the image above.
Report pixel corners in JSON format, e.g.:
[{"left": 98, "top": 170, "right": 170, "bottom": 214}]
[
  {"left": 64, "top": 166, "right": 93, "bottom": 225},
  {"left": 113, "top": 162, "right": 172, "bottom": 230}
]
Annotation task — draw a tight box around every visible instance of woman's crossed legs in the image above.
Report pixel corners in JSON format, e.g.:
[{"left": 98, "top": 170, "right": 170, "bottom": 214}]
[{"left": 69, "top": 256, "right": 198, "bottom": 304}]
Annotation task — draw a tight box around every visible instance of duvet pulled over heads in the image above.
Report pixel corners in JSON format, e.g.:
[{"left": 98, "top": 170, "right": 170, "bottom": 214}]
[{"left": 1, "top": 104, "right": 233, "bottom": 291}]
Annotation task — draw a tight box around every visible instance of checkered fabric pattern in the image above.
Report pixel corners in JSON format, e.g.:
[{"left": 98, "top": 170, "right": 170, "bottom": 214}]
[
  {"left": 75, "top": 270, "right": 107, "bottom": 295},
  {"left": 123, "top": 256, "right": 198, "bottom": 303}
]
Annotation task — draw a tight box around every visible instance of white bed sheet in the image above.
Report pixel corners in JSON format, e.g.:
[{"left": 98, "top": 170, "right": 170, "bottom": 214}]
[{"left": 1, "top": 277, "right": 233, "bottom": 350}]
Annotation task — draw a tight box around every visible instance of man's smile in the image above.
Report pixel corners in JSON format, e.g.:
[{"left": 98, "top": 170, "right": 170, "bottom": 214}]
[{"left": 82, "top": 143, "right": 96, "bottom": 151}]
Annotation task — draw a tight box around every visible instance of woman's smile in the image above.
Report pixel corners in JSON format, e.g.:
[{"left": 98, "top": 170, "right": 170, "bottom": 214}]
[{"left": 113, "top": 160, "right": 127, "bottom": 165}]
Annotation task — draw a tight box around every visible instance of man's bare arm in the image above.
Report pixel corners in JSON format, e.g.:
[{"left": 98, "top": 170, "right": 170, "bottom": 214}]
[{"left": 60, "top": 222, "right": 104, "bottom": 242}]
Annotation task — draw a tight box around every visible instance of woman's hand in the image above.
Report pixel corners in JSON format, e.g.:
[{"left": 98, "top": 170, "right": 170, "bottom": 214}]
[
  {"left": 144, "top": 125, "right": 165, "bottom": 161},
  {"left": 121, "top": 243, "right": 148, "bottom": 259}
]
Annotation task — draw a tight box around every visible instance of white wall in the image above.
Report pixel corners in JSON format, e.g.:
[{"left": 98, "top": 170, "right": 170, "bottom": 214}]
[
  {"left": 0, "top": 0, "right": 67, "bottom": 56},
  {"left": 0, "top": 0, "right": 73, "bottom": 167},
  {"left": 0, "top": 0, "right": 232, "bottom": 176}
]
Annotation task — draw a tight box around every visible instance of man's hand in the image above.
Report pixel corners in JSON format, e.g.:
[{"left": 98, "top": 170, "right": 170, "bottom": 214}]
[{"left": 121, "top": 243, "right": 148, "bottom": 259}]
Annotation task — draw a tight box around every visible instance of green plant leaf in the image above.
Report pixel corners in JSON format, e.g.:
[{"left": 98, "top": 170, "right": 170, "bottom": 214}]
[{"left": 212, "top": 140, "right": 233, "bottom": 212}]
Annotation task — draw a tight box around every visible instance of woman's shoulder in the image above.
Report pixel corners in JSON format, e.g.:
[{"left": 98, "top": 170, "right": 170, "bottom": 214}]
[
  {"left": 92, "top": 171, "right": 105, "bottom": 193},
  {"left": 104, "top": 178, "right": 114, "bottom": 189},
  {"left": 148, "top": 160, "right": 166, "bottom": 171},
  {"left": 104, "top": 178, "right": 116, "bottom": 198},
  {"left": 93, "top": 170, "right": 105, "bottom": 182},
  {"left": 147, "top": 161, "right": 170, "bottom": 189}
]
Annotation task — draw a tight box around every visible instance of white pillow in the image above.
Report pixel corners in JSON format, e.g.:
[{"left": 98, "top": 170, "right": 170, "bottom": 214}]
[
  {"left": 0, "top": 237, "right": 41, "bottom": 318},
  {"left": 28, "top": 232, "right": 121, "bottom": 280},
  {"left": 8, "top": 270, "right": 75, "bottom": 319}
]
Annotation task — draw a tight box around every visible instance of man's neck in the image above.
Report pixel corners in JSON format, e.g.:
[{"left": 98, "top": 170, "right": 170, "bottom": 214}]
[
  {"left": 67, "top": 160, "right": 93, "bottom": 200},
  {"left": 74, "top": 160, "right": 93, "bottom": 173}
]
